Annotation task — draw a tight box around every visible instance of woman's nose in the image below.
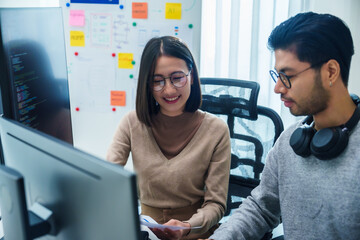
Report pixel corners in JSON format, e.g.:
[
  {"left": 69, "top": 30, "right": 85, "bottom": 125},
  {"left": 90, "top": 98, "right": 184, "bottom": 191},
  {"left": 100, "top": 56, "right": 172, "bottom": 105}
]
[{"left": 162, "top": 79, "right": 176, "bottom": 93}]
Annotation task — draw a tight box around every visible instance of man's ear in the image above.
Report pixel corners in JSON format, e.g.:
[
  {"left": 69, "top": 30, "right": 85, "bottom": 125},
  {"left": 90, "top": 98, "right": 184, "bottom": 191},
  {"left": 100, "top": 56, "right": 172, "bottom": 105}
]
[{"left": 324, "top": 59, "right": 341, "bottom": 83}]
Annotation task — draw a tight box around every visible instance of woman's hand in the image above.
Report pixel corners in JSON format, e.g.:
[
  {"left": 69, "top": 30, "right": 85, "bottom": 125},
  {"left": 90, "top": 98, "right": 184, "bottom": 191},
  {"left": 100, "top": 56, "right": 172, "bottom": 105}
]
[{"left": 150, "top": 219, "right": 191, "bottom": 240}]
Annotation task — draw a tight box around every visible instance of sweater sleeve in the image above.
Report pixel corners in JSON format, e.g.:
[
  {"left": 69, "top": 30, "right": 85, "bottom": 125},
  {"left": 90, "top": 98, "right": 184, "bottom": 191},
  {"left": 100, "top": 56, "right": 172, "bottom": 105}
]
[
  {"left": 187, "top": 118, "right": 231, "bottom": 234},
  {"left": 106, "top": 112, "right": 132, "bottom": 166},
  {"left": 209, "top": 136, "right": 282, "bottom": 240}
]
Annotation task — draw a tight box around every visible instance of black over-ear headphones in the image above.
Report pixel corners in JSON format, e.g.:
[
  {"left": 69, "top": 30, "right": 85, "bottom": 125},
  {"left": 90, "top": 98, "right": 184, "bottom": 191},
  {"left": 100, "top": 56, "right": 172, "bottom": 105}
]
[{"left": 290, "top": 95, "right": 360, "bottom": 160}]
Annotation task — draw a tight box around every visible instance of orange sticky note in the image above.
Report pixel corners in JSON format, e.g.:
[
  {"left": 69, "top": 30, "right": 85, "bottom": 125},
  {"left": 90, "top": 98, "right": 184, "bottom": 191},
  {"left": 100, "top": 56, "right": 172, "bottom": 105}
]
[
  {"left": 132, "top": 2, "right": 148, "bottom": 19},
  {"left": 111, "top": 91, "right": 126, "bottom": 106},
  {"left": 165, "top": 3, "right": 181, "bottom": 19},
  {"left": 69, "top": 10, "right": 85, "bottom": 26}
]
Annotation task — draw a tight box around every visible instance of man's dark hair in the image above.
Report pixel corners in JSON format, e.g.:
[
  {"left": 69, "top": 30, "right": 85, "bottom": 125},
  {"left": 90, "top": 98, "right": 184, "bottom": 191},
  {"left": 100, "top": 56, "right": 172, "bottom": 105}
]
[{"left": 268, "top": 12, "right": 354, "bottom": 86}]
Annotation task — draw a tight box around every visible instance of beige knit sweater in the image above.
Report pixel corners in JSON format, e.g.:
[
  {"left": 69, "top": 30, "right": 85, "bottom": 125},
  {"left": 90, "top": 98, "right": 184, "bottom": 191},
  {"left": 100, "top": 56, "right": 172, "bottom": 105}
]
[{"left": 107, "top": 110, "right": 231, "bottom": 234}]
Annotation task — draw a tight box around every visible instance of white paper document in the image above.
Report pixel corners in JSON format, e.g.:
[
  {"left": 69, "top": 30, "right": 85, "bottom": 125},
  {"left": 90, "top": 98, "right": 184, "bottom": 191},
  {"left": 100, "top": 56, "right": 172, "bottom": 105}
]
[{"left": 140, "top": 215, "right": 201, "bottom": 231}]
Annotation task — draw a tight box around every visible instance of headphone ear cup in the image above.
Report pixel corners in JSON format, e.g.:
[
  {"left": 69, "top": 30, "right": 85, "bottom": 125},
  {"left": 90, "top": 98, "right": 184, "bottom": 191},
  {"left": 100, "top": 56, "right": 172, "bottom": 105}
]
[
  {"left": 290, "top": 126, "right": 316, "bottom": 157},
  {"left": 310, "top": 127, "right": 349, "bottom": 160}
]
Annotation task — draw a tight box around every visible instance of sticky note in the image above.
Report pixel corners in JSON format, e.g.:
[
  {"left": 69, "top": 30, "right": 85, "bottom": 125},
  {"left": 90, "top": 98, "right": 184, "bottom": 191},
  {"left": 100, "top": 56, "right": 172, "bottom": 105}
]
[
  {"left": 132, "top": 2, "right": 148, "bottom": 19},
  {"left": 111, "top": 91, "right": 126, "bottom": 106},
  {"left": 69, "top": 10, "right": 85, "bottom": 26},
  {"left": 118, "top": 53, "right": 134, "bottom": 69},
  {"left": 70, "top": 31, "right": 85, "bottom": 47},
  {"left": 165, "top": 3, "right": 181, "bottom": 19}
]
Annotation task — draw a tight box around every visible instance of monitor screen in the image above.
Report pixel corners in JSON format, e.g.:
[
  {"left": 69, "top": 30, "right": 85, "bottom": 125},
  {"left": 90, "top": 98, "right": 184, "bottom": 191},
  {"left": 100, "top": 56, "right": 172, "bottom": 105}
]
[
  {"left": 0, "top": 116, "right": 140, "bottom": 239},
  {"left": 0, "top": 8, "right": 73, "bottom": 144}
]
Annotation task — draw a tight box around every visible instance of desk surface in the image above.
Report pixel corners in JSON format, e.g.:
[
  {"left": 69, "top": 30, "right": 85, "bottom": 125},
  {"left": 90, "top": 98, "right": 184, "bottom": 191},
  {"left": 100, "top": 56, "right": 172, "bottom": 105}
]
[{"left": 0, "top": 214, "right": 282, "bottom": 239}]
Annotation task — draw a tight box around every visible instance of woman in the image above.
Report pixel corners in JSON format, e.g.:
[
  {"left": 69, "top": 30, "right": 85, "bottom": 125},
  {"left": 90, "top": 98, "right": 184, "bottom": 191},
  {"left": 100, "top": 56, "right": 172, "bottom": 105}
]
[{"left": 107, "top": 36, "right": 230, "bottom": 240}]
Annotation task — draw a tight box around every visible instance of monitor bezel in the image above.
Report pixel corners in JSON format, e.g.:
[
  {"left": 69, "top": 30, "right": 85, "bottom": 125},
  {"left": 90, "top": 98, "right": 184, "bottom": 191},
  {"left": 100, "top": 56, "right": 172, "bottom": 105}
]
[
  {"left": 0, "top": 116, "right": 141, "bottom": 239},
  {"left": 0, "top": 7, "right": 74, "bottom": 144}
]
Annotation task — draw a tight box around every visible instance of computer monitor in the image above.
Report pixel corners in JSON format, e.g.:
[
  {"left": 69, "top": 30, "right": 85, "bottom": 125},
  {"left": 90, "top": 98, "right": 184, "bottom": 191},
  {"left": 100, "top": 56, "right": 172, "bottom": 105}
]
[
  {"left": 0, "top": 116, "right": 140, "bottom": 239},
  {"left": 0, "top": 7, "right": 73, "bottom": 144}
]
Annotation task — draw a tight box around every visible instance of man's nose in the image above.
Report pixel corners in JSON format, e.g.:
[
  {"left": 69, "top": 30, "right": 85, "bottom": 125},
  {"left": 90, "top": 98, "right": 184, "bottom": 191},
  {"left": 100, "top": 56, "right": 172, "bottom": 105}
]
[{"left": 274, "top": 77, "right": 287, "bottom": 94}]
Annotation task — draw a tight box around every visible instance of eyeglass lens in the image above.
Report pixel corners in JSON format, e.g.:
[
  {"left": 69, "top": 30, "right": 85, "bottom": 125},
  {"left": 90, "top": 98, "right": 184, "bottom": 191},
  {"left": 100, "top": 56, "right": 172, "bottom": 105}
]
[
  {"left": 270, "top": 70, "right": 290, "bottom": 88},
  {"left": 153, "top": 71, "right": 188, "bottom": 91}
]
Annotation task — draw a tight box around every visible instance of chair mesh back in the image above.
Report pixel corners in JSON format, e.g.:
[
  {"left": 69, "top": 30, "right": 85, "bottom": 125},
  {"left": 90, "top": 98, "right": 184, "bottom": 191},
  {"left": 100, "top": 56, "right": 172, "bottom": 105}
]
[{"left": 200, "top": 78, "right": 284, "bottom": 217}]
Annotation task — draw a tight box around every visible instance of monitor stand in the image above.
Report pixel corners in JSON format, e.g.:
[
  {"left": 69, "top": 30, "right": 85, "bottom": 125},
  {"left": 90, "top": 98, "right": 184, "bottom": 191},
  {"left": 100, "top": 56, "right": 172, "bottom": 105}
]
[{"left": 0, "top": 165, "right": 55, "bottom": 240}]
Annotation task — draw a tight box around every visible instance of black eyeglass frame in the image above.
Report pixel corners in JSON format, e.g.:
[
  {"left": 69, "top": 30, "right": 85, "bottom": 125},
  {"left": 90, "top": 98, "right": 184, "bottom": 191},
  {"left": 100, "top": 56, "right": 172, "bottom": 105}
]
[
  {"left": 269, "top": 62, "right": 325, "bottom": 89},
  {"left": 151, "top": 69, "right": 192, "bottom": 92}
]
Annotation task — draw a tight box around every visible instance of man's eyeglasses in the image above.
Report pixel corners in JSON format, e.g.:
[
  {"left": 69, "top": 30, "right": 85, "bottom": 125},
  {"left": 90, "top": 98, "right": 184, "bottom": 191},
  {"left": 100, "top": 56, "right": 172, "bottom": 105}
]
[
  {"left": 269, "top": 62, "right": 324, "bottom": 89},
  {"left": 152, "top": 70, "right": 192, "bottom": 92}
]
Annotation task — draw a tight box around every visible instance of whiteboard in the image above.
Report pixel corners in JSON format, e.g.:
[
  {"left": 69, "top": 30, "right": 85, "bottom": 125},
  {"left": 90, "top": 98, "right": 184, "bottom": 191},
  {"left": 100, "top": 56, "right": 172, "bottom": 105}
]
[{"left": 59, "top": 0, "right": 201, "bottom": 159}]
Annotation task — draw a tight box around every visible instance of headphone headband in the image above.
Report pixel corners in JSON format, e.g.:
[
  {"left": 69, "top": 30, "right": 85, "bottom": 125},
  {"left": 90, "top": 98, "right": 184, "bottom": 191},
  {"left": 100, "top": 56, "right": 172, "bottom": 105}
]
[
  {"left": 290, "top": 94, "right": 360, "bottom": 160},
  {"left": 343, "top": 106, "right": 360, "bottom": 131}
]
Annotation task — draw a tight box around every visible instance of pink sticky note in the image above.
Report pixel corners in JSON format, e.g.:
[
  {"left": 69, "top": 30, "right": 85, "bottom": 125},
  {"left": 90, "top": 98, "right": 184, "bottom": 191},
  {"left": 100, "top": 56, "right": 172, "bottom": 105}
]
[{"left": 69, "top": 10, "right": 85, "bottom": 27}]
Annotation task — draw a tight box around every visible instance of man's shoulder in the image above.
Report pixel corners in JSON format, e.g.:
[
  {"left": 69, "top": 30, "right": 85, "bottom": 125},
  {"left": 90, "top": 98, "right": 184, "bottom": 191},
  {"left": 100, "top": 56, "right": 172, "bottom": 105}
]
[{"left": 349, "top": 121, "right": 360, "bottom": 141}]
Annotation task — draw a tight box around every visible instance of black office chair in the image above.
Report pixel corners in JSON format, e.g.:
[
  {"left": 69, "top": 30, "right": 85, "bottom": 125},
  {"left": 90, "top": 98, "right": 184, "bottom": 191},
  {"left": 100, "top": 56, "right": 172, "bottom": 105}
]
[{"left": 200, "top": 78, "right": 284, "bottom": 217}]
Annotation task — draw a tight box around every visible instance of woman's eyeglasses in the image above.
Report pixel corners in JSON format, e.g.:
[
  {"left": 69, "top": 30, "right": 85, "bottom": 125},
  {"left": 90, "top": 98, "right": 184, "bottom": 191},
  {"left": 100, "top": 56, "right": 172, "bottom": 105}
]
[{"left": 152, "top": 70, "right": 191, "bottom": 92}]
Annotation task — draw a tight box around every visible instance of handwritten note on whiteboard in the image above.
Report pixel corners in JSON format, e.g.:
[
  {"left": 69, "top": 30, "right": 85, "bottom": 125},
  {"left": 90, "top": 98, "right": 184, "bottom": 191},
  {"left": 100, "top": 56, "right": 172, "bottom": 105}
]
[{"left": 90, "top": 13, "right": 112, "bottom": 47}]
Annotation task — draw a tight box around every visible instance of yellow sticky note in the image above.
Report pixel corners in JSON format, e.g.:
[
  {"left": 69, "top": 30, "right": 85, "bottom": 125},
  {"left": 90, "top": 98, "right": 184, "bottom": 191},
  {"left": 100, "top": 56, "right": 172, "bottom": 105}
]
[
  {"left": 118, "top": 53, "right": 133, "bottom": 69},
  {"left": 165, "top": 3, "right": 181, "bottom": 20},
  {"left": 111, "top": 91, "right": 126, "bottom": 106},
  {"left": 70, "top": 31, "right": 85, "bottom": 47}
]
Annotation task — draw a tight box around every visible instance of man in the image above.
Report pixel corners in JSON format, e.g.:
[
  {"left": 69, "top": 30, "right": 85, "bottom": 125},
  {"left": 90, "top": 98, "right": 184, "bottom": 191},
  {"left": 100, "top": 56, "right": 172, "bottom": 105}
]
[{"left": 202, "top": 12, "right": 360, "bottom": 240}]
